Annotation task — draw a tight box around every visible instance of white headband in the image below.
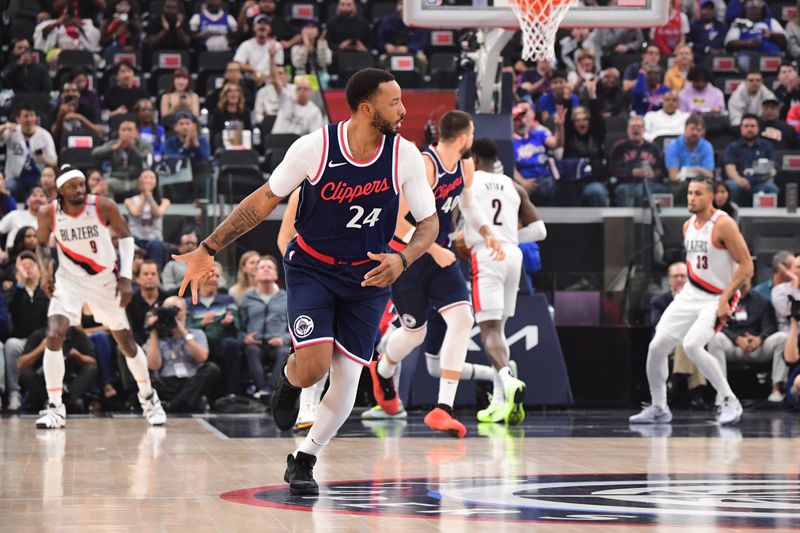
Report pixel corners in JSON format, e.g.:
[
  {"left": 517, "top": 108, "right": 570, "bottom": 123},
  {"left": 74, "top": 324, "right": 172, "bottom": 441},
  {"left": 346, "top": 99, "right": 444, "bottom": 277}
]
[{"left": 56, "top": 169, "right": 86, "bottom": 189}]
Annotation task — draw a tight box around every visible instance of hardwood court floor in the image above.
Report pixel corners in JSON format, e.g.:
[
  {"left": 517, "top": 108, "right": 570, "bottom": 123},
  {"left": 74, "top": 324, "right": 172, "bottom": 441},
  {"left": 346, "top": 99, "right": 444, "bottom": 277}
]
[{"left": 1, "top": 409, "right": 799, "bottom": 532}]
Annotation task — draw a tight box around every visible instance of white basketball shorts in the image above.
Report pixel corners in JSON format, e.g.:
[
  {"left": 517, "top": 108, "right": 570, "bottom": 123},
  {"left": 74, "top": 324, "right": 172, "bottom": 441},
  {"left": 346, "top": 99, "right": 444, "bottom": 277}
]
[
  {"left": 48, "top": 268, "right": 130, "bottom": 331},
  {"left": 470, "top": 242, "right": 523, "bottom": 323}
]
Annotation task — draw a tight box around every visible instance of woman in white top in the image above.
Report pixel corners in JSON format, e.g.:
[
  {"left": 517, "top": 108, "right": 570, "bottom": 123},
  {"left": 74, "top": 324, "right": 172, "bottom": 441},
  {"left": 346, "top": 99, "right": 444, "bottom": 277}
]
[
  {"left": 124, "top": 169, "right": 171, "bottom": 267},
  {"left": 228, "top": 250, "right": 261, "bottom": 302}
]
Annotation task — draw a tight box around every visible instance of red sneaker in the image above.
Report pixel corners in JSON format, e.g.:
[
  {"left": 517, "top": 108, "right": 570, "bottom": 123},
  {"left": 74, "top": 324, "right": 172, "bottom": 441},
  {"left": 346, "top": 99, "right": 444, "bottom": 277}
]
[
  {"left": 424, "top": 407, "right": 467, "bottom": 439},
  {"left": 369, "top": 358, "right": 400, "bottom": 415}
]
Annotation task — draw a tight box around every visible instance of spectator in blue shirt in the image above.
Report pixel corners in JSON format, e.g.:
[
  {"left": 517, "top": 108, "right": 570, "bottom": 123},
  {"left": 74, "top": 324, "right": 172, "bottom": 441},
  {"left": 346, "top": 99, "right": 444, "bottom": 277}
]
[
  {"left": 536, "top": 70, "right": 578, "bottom": 123},
  {"left": 689, "top": 1, "right": 728, "bottom": 60},
  {"left": 133, "top": 99, "right": 167, "bottom": 161},
  {"left": 631, "top": 63, "right": 671, "bottom": 116},
  {"left": 164, "top": 112, "right": 211, "bottom": 161},
  {"left": 664, "top": 113, "right": 715, "bottom": 204},
  {"left": 512, "top": 102, "right": 564, "bottom": 206},
  {"left": 723, "top": 113, "right": 779, "bottom": 205},
  {"left": 623, "top": 44, "right": 661, "bottom": 92}
]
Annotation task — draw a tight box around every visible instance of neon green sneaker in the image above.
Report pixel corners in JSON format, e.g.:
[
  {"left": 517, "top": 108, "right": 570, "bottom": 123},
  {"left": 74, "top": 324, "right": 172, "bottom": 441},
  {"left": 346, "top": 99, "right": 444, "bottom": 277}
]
[
  {"left": 504, "top": 378, "right": 526, "bottom": 425},
  {"left": 361, "top": 404, "right": 408, "bottom": 420},
  {"left": 477, "top": 402, "right": 508, "bottom": 423}
]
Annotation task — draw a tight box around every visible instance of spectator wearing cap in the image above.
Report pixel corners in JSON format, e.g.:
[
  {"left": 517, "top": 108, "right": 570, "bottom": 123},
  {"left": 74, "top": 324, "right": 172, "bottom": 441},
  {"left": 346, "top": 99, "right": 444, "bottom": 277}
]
[
  {"left": 326, "top": 0, "right": 372, "bottom": 53},
  {"left": 536, "top": 70, "right": 578, "bottom": 124},
  {"left": 644, "top": 91, "right": 689, "bottom": 142},
  {"left": 622, "top": 44, "right": 661, "bottom": 92},
  {"left": 0, "top": 105, "right": 58, "bottom": 201},
  {"left": 291, "top": 19, "right": 332, "bottom": 86},
  {"left": 1, "top": 38, "right": 51, "bottom": 93},
  {"left": 725, "top": 0, "right": 787, "bottom": 72},
  {"left": 237, "top": 0, "right": 300, "bottom": 48},
  {"left": 234, "top": 14, "right": 284, "bottom": 86},
  {"left": 678, "top": 65, "right": 726, "bottom": 114},
  {"left": 91, "top": 119, "right": 153, "bottom": 198},
  {"left": 760, "top": 97, "right": 799, "bottom": 149},
  {"left": 631, "top": 63, "right": 670, "bottom": 116},
  {"left": 160, "top": 68, "right": 200, "bottom": 118},
  {"left": 146, "top": 0, "right": 191, "bottom": 52},
  {"left": 133, "top": 99, "right": 167, "bottom": 161},
  {"left": 270, "top": 74, "right": 324, "bottom": 136},
  {"left": 189, "top": 0, "right": 238, "bottom": 52},
  {"left": 375, "top": 0, "right": 430, "bottom": 69},
  {"left": 689, "top": 0, "right": 728, "bottom": 60},
  {"left": 723, "top": 113, "right": 779, "bottom": 205},
  {"left": 728, "top": 70, "right": 776, "bottom": 126},
  {"left": 164, "top": 112, "right": 211, "bottom": 162},
  {"left": 103, "top": 61, "right": 149, "bottom": 116}
]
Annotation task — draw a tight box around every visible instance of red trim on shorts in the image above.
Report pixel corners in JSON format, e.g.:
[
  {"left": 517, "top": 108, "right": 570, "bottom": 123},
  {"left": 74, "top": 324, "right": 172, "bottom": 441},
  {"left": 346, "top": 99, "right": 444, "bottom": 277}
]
[
  {"left": 471, "top": 252, "right": 482, "bottom": 312},
  {"left": 334, "top": 340, "right": 370, "bottom": 367},
  {"left": 686, "top": 260, "right": 724, "bottom": 294},
  {"left": 295, "top": 234, "right": 370, "bottom": 266},
  {"left": 310, "top": 126, "right": 328, "bottom": 184},
  {"left": 438, "top": 301, "right": 472, "bottom": 314}
]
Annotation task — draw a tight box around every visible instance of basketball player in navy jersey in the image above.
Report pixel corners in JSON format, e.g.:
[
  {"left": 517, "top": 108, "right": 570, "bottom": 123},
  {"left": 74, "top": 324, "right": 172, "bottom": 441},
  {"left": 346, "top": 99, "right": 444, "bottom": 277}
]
[
  {"left": 34, "top": 166, "right": 166, "bottom": 429},
  {"left": 175, "top": 69, "right": 437, "bottom": 495},
  {"left": 370, "top": 111, "right": 505, "bottom": 438}
]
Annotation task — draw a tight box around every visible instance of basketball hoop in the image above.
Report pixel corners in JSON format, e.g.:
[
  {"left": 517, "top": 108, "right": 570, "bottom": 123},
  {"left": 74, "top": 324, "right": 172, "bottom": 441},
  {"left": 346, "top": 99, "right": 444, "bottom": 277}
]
[{"left": 509, "top": 0, "right": 577, "bottom": 62}]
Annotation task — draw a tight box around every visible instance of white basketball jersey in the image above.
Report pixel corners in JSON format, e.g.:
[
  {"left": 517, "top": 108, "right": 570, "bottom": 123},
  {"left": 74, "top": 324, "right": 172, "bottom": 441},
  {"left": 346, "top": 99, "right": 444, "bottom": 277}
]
[
  {"left": 465, "top": 170, "right": 521, "bottom": 247},
  {"left": 684, "top": 210, "right": 737, "bottom": 294},
  {"left": 52, "top": 195, "right": 117, "bottom": 277}
]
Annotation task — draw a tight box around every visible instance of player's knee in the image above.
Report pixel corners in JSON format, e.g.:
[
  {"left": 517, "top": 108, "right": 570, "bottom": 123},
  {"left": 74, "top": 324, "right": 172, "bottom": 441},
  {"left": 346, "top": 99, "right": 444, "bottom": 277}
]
[
  {"left": 294, "top": 361, "right": 329, "bottom": 388},
  {"left": 648, "top": 333, "right": 675, "bottom": 358},
  {"left": 441, "top": 304, "right": 473, "bottom": 333},
  {"left": 119, "top": 338, "right": 138, "bottom": 358},
  {"left": 682, "top": 336, "right": 705, "bottom": 360},
  {"left": 426, "top": 354, "right": 441, "bottom": 378}
]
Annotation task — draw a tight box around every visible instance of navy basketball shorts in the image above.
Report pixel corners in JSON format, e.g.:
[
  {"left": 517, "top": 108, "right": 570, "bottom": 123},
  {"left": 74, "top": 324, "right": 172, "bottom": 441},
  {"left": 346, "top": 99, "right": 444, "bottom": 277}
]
[
  {"left": 423, "top": 308, "right": 447, "bottom": 356},
  {"left": 284, "top": 241, "right": 390, "bottom": 366},
  {"left": 390, "top": 253, "right": 471, "bottom": 332}
]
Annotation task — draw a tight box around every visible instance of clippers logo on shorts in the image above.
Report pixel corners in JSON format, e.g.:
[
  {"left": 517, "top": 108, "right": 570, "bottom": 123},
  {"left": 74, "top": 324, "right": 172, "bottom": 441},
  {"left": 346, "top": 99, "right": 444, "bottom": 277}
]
[
  {"left": 684, "top": 210, "right": 736, "bottom": 294},
  {"left": 52, "top": 195, "right": 117, "bottom": 277},
  {"left": 294, "top": 122, "right": 401, "bottom": 262},
  {"left": 293, "top": 315, "right": 314, "bottom": 338},
  {"left": 421, "top": 146, "right": 464, "bottom": 246},
  {"left": 221, "top": 473, "right": 800, "bottom": 527}
]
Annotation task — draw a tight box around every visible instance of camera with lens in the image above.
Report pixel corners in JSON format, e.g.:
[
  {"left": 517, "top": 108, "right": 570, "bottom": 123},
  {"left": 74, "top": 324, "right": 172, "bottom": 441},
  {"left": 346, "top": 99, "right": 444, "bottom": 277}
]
[
  {"left": 146, "top": 306, "right": 180, "bottom": 337},
  {"left": 789, "top": 296, "right": 800, "bottom": 321}
]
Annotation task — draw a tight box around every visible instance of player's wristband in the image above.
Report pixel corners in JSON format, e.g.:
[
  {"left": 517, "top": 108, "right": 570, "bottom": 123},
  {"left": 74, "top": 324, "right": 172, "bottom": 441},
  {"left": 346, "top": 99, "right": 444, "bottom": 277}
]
[
  {"left": 201, "top": 241, "right": 217, "bottom": 257},
  {"left": 396, "top": 251, "right": 408, "bottom": 271}
]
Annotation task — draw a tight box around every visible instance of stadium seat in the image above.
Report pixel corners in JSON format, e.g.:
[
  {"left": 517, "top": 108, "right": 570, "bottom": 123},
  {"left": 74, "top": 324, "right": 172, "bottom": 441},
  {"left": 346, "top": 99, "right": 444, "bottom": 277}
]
[
  {"left": 196, "top": 51, "right": 234, "bottom": 92},
  {"left": 260, "top": 115, "right": 278, "bottom": 139},
  {"left": 103, "top": 48, "right": 142, "bottom": 70},
  {"left": 368, "top": 0, "right": 396, "bottom": 23},
  {"left": 282, "top": 1, "right": 318, "bottom": 23},
  {"left": 216, "top": 149, "right": 264, "bottom": 202},
  {"left": 59, "top": 148, "right": 96, "bottom": 172},
  {"left": 331, "top": 51, "right": 374, "bottom": 88},
  {"left": 382, "top": 55, "right": 424, "bottom": 89},
  {"left": 774, "top": 150, "right": 800, "bottom": 202},
  {"left": 263, "top": 133, "right": 300, "bottom": 172},
  {"left": 150, "top": 50, "right": 192, "bottom": 93},
  {"left": 61, "top": 129, "right": 102, "bottom": 151},
  {"left": 9, "top": 19, "right": 36, "bottom": 42},
  {"left": 429, "top": 52, "right": 459, "bottom": 89},
  {"left": 704, "top": 54, "right": 740, "bottom": 74}
]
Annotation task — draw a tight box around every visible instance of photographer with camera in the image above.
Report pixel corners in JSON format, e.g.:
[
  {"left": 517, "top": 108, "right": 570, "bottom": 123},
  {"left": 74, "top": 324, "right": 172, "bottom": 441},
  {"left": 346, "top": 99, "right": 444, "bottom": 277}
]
[
  {"left": 146, "top": 296, "right": 219, "bottom": 413},
  {"left": 723, "top": 114, "right": 779, "bottom": 206},
  {"left": 784, "top": 295, "right": 800, "bottom": 407},
  {"left": 773, "top": 256, "right": 800, "bottom": 333}
]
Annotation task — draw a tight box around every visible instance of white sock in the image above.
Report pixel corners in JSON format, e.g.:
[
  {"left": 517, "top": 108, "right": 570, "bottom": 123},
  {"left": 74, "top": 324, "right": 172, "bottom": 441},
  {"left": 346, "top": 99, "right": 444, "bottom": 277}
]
[
  {"left": 498, "top": 366, "right": 514, "bottom": 390},
  {"left": 377, "top": 355, "right": 397, "bottom": 380},
  {"left": 43, "top": 349, "right": 65, "bottom": 407},
  {"left": 126, "top": 346, "right": 153, "bottom": 397},
  {"left": 464, "top": 362, "right": 495, "bottom": 381},
  {"left": 492, "top": 369, "right": 505, "bottom": 404},
  {"left": 437, "top": 377, "right": 459, "bottom": 408},
  {"left": 298, "top": 351, "right": 362, "bottom": 456}
]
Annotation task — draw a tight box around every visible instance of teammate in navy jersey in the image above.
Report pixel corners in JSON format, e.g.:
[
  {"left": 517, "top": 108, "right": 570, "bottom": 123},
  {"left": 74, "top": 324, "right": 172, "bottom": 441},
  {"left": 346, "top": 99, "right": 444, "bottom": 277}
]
[
  {"left": 174, "top": 69, "right": 437, "bottom": 496},
  {"left": 369, "top": 111, "right": 504, "bottom": 438}
]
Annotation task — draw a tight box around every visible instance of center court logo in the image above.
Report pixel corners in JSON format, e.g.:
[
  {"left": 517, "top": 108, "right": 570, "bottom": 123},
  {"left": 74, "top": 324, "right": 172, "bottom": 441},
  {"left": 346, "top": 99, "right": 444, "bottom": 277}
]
[
  {"left": 220, "top": 474, "right": 800, "bottom": 527},
  {"left": 293, "top": 315, "right": 314, "bottom": 338}
]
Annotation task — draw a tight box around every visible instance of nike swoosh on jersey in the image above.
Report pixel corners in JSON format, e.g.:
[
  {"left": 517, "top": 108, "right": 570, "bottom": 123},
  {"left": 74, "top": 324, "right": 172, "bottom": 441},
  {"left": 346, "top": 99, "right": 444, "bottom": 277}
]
[{"left": 328, "top": 160, "right": 347, "bottom": 168}]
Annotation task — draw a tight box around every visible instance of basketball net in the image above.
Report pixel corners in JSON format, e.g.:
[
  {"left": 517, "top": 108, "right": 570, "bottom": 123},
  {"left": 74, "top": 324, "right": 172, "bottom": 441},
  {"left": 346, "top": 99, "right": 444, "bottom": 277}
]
[{"left": 509, "top": 0, "right": 576, "bottom": 62}]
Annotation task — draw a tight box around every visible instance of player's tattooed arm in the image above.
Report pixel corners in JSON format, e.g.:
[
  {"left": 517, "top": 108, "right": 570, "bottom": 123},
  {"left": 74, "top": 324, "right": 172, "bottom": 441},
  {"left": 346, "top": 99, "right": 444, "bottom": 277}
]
[
  {"left": 206, "top": 182, "right": 285, "bottom": 251},
  {"left": 402, "top": 213, "right": 438, "bottom": 265}
]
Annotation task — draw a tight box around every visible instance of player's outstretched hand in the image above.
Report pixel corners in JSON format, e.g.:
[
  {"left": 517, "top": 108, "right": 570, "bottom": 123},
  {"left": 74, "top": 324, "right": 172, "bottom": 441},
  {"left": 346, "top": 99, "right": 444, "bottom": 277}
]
[
  {"left": 485, "top": 234, "right": 505, "bottom": 261},
  {"left": 116, "top": 277, "right": 134, "bottom": 307},
  {"left": 362, "top": 252, "right": 404, "bottom": 288},
  {"left": 173, "top": 247, "right": 215, "bottom": 304}
]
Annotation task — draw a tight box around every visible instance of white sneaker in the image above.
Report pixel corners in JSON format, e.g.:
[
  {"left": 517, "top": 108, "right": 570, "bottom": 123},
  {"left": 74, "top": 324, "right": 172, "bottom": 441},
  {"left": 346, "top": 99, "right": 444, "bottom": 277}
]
[
  {"left": 629, "top": 405, "right": 672, "bottom": 424},
  {"left": 36, "top": 403, "right": 66, "bottom": 429},
  {"left": 295, "top": 402, "right": 317, "bottom": 430},
  {"left": 139, "top": 390, "right": 167, "bottom": 426},
  {"left": 8, "top": 391, "right": 21, "bottom": 412},
  {"left": 767, "top": 390, "right": 785, "bottom": 403},
  {"left": 718, "top": 397, "right": 743, "bottom": 426}
]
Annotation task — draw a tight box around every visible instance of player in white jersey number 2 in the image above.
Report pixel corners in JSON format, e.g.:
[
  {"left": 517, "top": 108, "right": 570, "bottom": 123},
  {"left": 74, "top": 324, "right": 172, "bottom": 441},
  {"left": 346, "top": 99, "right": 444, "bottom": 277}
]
[
  {"left": 630, "top": 177, "right": 753, "bottom": 426},
  {"left": 33, "top": 166, "right": 166, "bottom": 429},
  {"left": 463, "top": 139, "right": 547, "bottom": 424}
]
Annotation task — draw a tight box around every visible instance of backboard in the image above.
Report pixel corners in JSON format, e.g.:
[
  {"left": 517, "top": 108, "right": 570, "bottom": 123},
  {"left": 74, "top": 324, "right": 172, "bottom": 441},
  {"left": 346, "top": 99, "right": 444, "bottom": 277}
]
[{"left": 404, "top": 0, "right": 669, "bottom": 30}]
